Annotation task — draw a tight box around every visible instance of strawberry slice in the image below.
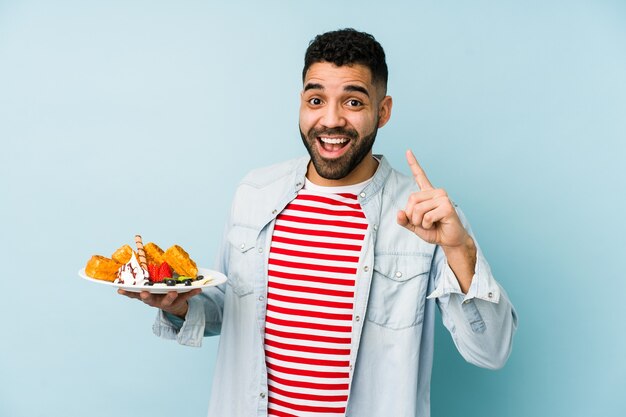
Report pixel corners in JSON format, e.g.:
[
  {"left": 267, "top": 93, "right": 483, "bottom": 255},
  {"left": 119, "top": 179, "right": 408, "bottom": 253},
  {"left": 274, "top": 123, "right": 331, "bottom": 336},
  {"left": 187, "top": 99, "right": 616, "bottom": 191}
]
[
  {"left": 148, "top": 263, "right": 159, "bottom": 282},
  {"left": 157, "top": 262, "right": 172, "bottom": 281}
]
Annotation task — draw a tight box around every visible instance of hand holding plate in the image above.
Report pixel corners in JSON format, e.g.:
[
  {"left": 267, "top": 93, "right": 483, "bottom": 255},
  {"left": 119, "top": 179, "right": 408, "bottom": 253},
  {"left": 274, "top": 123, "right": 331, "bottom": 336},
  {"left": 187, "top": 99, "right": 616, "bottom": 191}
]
[{"left": 118, "top": 288, "right": 202, "bottom": 319}]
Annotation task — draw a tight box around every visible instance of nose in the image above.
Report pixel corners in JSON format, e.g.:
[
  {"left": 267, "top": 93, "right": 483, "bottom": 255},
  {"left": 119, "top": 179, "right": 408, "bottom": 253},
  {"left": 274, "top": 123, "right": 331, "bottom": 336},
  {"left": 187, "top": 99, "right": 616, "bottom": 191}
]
[{"left": 319, "top": 102, "right": 346, "bottom": 128}]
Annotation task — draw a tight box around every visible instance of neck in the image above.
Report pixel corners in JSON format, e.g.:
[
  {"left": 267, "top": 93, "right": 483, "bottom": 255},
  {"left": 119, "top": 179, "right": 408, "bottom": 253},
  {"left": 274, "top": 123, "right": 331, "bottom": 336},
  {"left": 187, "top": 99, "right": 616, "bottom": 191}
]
[{"left": 306, "top": 153, "right": 378, "bottom": 187}]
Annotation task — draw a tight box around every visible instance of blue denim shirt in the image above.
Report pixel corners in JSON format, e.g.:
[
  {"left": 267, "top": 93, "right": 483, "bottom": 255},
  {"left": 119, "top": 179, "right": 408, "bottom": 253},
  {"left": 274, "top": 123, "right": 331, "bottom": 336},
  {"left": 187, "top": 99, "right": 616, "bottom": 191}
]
[{"left": 153, "top": 155, "right": 518, "bottom": 417}]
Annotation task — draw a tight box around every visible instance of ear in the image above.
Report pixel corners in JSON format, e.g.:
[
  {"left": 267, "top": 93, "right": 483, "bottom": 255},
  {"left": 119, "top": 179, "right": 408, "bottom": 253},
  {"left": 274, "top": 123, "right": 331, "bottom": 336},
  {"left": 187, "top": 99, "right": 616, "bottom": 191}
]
[{"left": 377, "top": 95, "right": 393, "bottom": 128}]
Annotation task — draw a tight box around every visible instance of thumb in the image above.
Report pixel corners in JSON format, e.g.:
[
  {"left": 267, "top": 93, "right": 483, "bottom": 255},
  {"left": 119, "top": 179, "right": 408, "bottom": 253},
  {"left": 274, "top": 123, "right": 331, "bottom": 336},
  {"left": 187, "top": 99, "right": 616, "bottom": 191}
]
[{"left": 396, "top": 210, "right": 409, "bottom": 227}]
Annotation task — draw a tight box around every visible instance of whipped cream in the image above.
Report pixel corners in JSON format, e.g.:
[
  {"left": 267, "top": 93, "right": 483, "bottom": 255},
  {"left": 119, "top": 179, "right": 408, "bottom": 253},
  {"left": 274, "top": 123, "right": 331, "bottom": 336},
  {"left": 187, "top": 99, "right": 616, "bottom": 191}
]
[{"left": 115, "top": 252, "right": 149, "bottom": 286}]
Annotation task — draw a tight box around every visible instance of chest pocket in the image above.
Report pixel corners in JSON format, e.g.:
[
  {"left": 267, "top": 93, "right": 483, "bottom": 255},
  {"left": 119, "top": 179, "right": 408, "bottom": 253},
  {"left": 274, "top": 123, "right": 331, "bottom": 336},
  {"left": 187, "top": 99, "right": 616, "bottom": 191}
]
[
  {"left": 226, "top": 225, "right": 262, "bottom": 297},
  {"left": 365, "top": 254, "right": 432, "bottom": 330}
]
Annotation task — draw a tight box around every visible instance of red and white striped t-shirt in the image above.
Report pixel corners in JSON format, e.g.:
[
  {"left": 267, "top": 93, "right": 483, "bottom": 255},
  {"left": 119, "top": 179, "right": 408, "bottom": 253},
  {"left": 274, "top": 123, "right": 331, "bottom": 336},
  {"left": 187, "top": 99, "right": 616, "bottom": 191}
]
[{"left": 264, "top": 179, "right": 370, "bottom": 417}]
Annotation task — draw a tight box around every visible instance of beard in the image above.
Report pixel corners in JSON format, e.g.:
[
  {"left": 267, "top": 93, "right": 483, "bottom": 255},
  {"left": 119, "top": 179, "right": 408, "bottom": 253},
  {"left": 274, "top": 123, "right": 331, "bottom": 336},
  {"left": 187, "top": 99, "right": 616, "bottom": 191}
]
[{"left": 299, "top": 125, "right": 378, "bottom": 180}]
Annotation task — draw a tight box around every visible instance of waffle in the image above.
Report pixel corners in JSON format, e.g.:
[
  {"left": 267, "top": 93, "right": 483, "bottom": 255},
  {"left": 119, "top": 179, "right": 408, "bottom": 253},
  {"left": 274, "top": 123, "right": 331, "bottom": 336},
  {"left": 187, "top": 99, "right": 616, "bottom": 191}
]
[
  {"left": 164, "top": 244, "right": 198, "bottom": 277},
  {"left": 144, "top": 242, "right": 165, "bottom": 266},
  {"left": 85, "top": 255, "right": 121, "bottom": 282},
  {"left": 111, "top": 244, "right": 135, "bottom": 264}
]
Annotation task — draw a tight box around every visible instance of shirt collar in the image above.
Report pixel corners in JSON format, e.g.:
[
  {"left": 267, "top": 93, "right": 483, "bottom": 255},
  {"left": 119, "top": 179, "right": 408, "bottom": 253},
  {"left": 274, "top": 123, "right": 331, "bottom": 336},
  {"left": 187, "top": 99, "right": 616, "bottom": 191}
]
[{"left": 293, "top": 154, "right": 391, "bottom": 199}]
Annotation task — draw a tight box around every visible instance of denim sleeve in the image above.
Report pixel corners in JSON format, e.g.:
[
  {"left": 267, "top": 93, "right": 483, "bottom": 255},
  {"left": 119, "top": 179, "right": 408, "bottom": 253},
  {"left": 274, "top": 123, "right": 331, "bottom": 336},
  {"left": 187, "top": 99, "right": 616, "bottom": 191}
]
[
  {"left": 152, "top": 220, "right": 231, "bottom": 347},
  {"left": 152, "top": 294, "right": 221, "bottom": 347},
  {"left": 427, "top": 207, "right": 518, "bottom": 369}
]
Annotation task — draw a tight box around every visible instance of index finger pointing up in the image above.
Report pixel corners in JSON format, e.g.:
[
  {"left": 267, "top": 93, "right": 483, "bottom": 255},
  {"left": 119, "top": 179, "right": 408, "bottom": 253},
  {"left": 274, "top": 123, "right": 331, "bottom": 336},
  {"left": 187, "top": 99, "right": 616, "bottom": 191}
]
[{"left": 406, "top": 149, "right": 434, "bottom": 190}]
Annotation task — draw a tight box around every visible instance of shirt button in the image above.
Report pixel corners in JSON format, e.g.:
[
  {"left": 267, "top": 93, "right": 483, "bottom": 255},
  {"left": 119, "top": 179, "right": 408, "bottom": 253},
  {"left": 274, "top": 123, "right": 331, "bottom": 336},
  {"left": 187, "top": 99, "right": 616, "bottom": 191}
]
[
  {"left": 260, "top": 392, "right": 266, "bottom": 399},
  {"left": 463, "top": 299, "right": 471, "bottom": 305},
  {"left": 363, "top": 266, "right": 369, "bottom": 272},
  {"left": 395, "top": 271, "right": 402, "bottom": 278},
  {"left": 355, "top": 315, "right": 361, "bottom": 321},
  {"left": 349, "top": 364, "right": 353, "bottom": 371},
  {"left": 272, "top": 209, "right": 277, "bottom": 215},
  {"left": 258, "top": 295, "right": 264, "bottom": 301},
  {"left": 240, "top": 243, "right": 245, "bottom": 250},
  {"left": 373, "top": 224, "right": 378, "bottom": 231},
  {"left": 258, "top": 247, "right": 263, "bottom": 253},
  {"left": 360, "top": 192, "right": 366, "bottom": 198},
  {"left": 488, "top": 292, "right": 493, "bottom": 298}
]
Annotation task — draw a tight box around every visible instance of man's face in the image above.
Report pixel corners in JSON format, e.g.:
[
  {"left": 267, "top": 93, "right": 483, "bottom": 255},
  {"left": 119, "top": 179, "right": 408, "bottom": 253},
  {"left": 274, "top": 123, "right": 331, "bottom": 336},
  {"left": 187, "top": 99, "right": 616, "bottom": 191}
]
[{"left": 299, "top": 62, "right": 392, "bottom": 186}]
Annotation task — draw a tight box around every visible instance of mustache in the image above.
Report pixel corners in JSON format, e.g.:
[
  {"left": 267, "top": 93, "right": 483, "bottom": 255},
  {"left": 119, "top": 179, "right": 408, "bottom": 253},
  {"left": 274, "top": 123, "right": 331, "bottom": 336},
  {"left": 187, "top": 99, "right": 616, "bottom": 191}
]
[{"left": 308, "top": 127, "right": 358, "bottom": 140}]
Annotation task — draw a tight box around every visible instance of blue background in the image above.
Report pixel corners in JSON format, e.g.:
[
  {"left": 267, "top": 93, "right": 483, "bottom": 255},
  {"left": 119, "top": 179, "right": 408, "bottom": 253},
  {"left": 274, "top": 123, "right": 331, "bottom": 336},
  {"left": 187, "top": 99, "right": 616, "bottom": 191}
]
[{"left": 1, "top": 1, "right": 625, "bottom": 416}]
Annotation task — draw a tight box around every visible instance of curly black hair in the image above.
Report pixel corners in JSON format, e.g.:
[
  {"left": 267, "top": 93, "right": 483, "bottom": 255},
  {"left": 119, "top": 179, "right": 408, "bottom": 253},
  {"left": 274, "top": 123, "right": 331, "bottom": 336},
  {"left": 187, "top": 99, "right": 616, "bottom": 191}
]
[{"left": 303, "top": 28, "right": 388, "bottom": 91}]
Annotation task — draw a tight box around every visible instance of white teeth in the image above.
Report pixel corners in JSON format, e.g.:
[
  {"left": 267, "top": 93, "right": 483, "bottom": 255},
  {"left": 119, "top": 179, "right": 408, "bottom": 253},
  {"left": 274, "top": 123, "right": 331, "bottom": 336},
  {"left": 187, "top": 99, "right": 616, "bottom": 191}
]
[{"left": 320, "top": 137, "right": 348, "bottom": 144}]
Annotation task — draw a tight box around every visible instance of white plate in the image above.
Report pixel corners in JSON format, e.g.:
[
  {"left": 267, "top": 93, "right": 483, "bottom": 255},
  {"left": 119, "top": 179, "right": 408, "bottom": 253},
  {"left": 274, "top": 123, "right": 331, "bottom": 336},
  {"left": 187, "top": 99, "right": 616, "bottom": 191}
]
[{"left": 78, "top": 267, "right": 227, "bottom": 294}]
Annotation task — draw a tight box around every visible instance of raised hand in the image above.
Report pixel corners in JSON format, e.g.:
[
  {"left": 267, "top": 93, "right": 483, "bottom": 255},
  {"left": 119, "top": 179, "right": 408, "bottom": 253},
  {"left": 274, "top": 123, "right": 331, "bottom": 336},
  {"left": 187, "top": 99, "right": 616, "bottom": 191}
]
[
  {"left": 396, "top": 150, "right": 477, "bottom": 291},
  {"left": 396, "top": 150, "right": 469, "bottom": 249}
]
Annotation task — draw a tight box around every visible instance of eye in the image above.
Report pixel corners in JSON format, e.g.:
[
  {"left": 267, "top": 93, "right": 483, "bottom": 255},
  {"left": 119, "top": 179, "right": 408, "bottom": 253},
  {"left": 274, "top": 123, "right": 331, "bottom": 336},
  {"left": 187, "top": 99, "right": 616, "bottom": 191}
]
[
  {"left": 308, "top": 97, "right": 322, "bottom": 106},
  {"left": 347, "top": 99, "right": 363, "bottom": 107}
]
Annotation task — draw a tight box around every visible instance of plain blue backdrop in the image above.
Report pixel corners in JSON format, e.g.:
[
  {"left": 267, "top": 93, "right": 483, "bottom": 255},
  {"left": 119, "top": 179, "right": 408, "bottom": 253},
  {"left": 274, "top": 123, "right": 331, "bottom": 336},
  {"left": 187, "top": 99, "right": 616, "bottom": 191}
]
[{"left": 1, "top": 1, "right": 625, "bottom": 416}]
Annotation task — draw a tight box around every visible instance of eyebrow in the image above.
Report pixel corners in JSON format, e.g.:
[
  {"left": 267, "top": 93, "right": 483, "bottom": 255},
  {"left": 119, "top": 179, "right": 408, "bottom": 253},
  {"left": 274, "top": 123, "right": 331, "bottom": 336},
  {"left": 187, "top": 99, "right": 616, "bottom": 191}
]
[
  {"left": 303, "top": 83, "right": 370, "bottom": 98},
  {"left": 344, "top": 84, "right": 370, "bottom": 97},
  {"left": 304, "top": 82, "right": 323, "bottom": 92}
]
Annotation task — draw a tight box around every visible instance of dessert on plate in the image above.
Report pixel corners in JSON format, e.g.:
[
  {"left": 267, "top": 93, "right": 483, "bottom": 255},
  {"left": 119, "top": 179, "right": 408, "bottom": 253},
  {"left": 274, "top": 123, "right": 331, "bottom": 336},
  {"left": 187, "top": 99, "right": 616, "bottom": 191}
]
[{"left": 84, "top": 235, "right": 206, "bottom": 288}]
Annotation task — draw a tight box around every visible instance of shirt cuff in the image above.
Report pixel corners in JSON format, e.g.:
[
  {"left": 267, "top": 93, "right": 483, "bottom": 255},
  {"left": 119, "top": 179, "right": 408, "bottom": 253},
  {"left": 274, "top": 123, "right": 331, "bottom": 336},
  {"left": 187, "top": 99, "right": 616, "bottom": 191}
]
[
  {"left": 163, "top": 311, "right": 185, "bottom": 328},
  {"left": 152, "top": 297, "right": 206, "bottom": 347},
  {"left": 427, "top": 254, "right": 501, "bottom": 304}
]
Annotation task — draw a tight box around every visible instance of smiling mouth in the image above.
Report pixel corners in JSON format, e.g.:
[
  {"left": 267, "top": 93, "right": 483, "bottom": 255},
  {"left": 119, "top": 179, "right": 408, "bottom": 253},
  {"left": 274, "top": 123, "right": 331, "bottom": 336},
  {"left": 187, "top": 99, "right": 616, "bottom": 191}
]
[{"left": 318, "top": 136, "right": 351, "bottom": 153}]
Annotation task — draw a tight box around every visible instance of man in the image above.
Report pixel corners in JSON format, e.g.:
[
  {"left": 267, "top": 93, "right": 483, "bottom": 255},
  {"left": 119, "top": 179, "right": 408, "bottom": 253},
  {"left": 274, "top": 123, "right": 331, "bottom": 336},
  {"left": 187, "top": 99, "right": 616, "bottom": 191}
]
[{"left": 120, "top": 28, "right": 517, "bottom": 417}]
